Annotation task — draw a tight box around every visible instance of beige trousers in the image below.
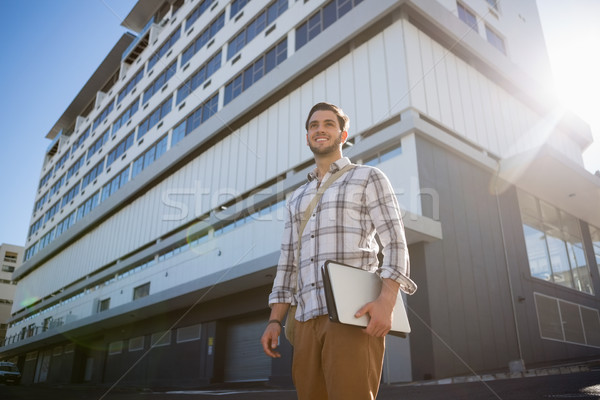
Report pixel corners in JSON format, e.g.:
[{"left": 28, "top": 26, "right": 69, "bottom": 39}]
[{"left": 292, "top": 315, "right": 385, "bottom": 400}]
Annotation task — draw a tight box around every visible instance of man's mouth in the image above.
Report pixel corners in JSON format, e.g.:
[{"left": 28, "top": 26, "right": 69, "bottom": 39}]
[{"left": 315, "top": 137, "right": 328, "bottom": 142}]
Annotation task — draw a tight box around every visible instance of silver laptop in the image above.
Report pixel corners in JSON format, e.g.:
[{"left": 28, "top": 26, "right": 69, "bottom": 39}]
[{"left": 321, "top": 260, "right": 411, "bottom": 337}]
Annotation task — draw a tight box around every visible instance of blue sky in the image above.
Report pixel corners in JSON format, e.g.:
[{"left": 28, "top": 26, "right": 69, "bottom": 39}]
[{"left": 0, "top": 0, "right": 598, "bottom": 248}]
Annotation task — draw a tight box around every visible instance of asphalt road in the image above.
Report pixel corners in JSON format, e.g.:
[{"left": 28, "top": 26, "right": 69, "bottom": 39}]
[{"left": 1, "top": 370, "right": 599, "bottom": 400}]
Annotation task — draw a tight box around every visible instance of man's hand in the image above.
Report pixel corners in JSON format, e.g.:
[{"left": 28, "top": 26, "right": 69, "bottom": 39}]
[
  {"left": 354, "top": 278, "right": 400, "bottom": 337},
  {"left": 261, "top": 322, "right": 282, "bottom": 358},
  {"left": 261, "top": 303, "right": 289, "bottom": 358}
]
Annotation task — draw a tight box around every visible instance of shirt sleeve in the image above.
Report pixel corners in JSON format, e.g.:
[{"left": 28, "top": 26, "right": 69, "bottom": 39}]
[
  {"left": 268, "top": 199, "right": 298, "bottom": 306},
  {"left": 365, "top": 168, "right": 417, "bottom": 295}
]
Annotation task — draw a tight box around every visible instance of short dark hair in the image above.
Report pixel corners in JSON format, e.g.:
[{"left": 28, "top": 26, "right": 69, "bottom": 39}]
[{"left": 305, "top": 102, "right": 350, "bottom": 132}]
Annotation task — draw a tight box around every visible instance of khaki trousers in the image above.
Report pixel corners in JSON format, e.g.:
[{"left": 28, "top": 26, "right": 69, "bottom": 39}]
[{"left": 292, "top": 315, "right": 385, "bottom": 400}]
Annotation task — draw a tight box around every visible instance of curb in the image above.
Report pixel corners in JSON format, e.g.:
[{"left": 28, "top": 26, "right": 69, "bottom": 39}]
[{"left": 412, "top": 364, "right": 592, "bottom": 386}]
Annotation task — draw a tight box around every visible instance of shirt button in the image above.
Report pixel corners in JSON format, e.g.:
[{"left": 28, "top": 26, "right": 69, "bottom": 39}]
[
  {"left": 311, "top": 234, "right": 315, "bottom": 238},
  {"left": 310, "top": 258, "right": 314, "bottom": 262},
  {"left": 311, "top": 283, "right": 316, "bottom": 287}
]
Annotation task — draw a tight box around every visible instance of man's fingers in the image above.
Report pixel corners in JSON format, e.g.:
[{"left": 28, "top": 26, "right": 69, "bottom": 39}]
[{"left": 261, "top": 326, "right": 281, "bottom": 358}]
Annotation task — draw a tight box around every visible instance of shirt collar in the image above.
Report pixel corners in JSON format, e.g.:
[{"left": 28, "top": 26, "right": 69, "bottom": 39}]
[{"left": 307, "top": 157, "right": 351, "bottom": 182}]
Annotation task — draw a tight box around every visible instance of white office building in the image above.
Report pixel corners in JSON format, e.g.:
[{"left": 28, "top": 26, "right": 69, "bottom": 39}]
[{"left": 2, "top": 0, "right": 599, "bottom": 387}]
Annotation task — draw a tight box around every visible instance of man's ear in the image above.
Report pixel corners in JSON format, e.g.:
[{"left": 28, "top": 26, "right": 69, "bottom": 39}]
[
  {"left": 341, "top": 130, "right": 348, "bottom": 143},
  {"left": 306, "top": 133, "right": 309, "bottom": 146}
]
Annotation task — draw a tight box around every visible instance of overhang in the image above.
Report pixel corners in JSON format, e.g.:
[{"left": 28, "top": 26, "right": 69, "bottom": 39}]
[
  {"left": 121, "top": 0, "right": 175, "bottom": 32},
  {"left": 498, "top": 145, "right": 600, "bottom": 228},
  {"left": 45, "top": 33, "right": 135, "bottom": 140}
]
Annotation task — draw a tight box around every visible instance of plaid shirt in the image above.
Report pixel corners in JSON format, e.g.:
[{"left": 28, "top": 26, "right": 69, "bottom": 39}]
[{"left": 269, "top": 157, "right": 416, "bottom": 322}]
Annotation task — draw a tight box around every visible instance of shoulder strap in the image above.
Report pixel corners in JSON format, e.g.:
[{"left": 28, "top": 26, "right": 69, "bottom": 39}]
[{"left": 298, "top": 163, "right": 354, "bottom": 242}]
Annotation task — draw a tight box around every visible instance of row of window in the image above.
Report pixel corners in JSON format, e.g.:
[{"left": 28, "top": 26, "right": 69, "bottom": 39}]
[
  {"left": 181, "top": 11, "right": 225, "bottom": 67},
  {"left": 457, "top": 2, "right": 506, "bottom": 54},
  {"left": 227, "top": 0, "right": 288, "bottom": 60},
  {"left": 296, "top": 0, "right": 363, "bottom": 51},
  {"left": 107, "top": 323, "right": 202, "bottom": 356},
  {"left": 176, "top": 50, "right": 222, "bottom": 105},
  {"left": 224, "top": 37, "right": 287, "bottom": 105},
  {"left": 148, "top": 27, "right": 181, "bottom": 72}
]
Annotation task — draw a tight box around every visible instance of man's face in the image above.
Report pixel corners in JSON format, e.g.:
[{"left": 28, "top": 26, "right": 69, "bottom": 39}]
[{"left": 306, "top": 110, "right": 347, "bottom": 155}]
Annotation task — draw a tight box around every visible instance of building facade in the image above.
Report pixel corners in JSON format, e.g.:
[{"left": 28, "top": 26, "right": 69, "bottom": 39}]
[
  {"left": 0, "top": 244, "right": 22, "bottom": 344},
  {"left": 2, "top": 0, "right": 600, "bottom": 387}
]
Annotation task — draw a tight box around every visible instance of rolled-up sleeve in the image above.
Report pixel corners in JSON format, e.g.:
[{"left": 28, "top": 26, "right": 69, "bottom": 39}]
[
  {"left": 365, "top": 169, "right": 417, "bottom": 295},
  {"left": 268, "top": 201, "right": 298, "bottom": 306}
]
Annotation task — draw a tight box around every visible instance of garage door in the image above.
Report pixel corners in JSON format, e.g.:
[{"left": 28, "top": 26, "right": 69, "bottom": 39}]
[{"left": 224, "top": 314, "right": 271, "bottom": 382}]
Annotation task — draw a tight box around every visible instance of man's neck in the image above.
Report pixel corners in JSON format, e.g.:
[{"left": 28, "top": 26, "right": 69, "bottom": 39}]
[{"left": 314, "top": 152, "right": 343, "bottom": 181}]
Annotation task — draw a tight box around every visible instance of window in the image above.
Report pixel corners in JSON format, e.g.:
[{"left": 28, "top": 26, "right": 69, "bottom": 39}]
[
  {"left": 143, "top": 62, "right": 177, "bottom": 105},
  {"left": 534, "top": 293, "right": 600, "bottom": 347},
  {"left": 171, "top": 93, "right": 219, "bottom": 146},
  {"left": 29, "top": 217, "right": 43, "bottom": 238},
  {"left": 33, "top": 192, "right": 48, "bottom": 213},
  {"left": 2, "top": 265, "right": 15, "bottom": 273},
  {"left": 44, "top": 200, "right": 61, "bottom": 223},
  {"left": 67, "top": 155, "right": 85, "bottom": 180},
  {"left": 81, "top": 159, "right": 105, "bottom": 190},
  {"left": 117, "top": 68, "right": 144, "bottom": 104},
  {"left": 227, "top": 0, "right": 288, "bottom": 59},
  {"left": 108, "top": 341, "right": 123, "bottom": 355},
  {"left": 86, "top": 129, "right": 109, "bottom": 161},
  {"left": 107, "top": 131, "right": 135, "bottom": 167},
  {"left": 296, "top": 0, "right": 363, "bottom": 50},
  {"left": 185, "top": 0, "right": 216, "bottom": 30},
  {"left": 132, "top": 136, "right": 168, "bottom": 178},
  {"left": 39, "top": 229, "right": 55, "bottom": 250},
  {"left": 3, "top": 252, "right": 17, "bottom": 263},
  {"left": 129, "top": 336, "right": 145, "bottom": 351},
  {"left": 151, "top": 331, "right": 171, "bottom": 347},
  {"left": 39, "top": 170, "right": 53, "bottom": 190},
  {"left": 181, "top": 12, "right": 225, "bottom": 66},
  {"left": 147, "top": 27, "right": 181, "bottom": 72},
  {"left": 590, "top": 225, "right": 600, "bottom": 271},
  {"left": 55, "top": 211, "right": 76, "bottom": 238},
  {"left": 224, "top": 38, "right": 287, "bottom": 105},
  {"left": 98, "top": 298, "right": 110, "bottom": 312},
  {"left": 457, "top": 2, "right": 478, "bottom": 32},
  {"left": 519, "top": 190, "right": 593, "bottom": 294},
  {"left": 137, "top": 96, "right": 173, "bottom": 140},
  {"left": 54, "top": 149, "right": 71, "bottom": 174},
  {"left": 101, "top": 166, "right": 130, "bottom": 202},
  {"left": 76, "top": 191, "right": 100, "bottom": 221},
  {"left": 93, "top": 100, "right": 115, "bottom": 131},
  {"left": 177, "top": 324, "right": 201, "bottom": 343},
  {"left": 48, "top": 174, "right": 65, "bottom": 197},
  {"left": 112, "top": 98, "right": 140, "bottom": 136},
  {"left": 230, "top": 0, "right": 249, "bottom": 19},
  {"left": 364, "top": 145, "right": 402, "bottom": 167},
  {"left": 72, "top": 126, "right": 91, "bottom": 151},
  {"left": 485, "top": 25, "right": 506, "bottom": 54},
  {"left": 133, "top": 282, "right": 150, "bottom": 300},
  {"left": 176, "top": 50, "right": 221, "bottom": 105},
  {"left": 61, "top": 182, "right": 80, "bottom": 208},
  {"left": 485, "top": 0, "right": 499, "bottom": 11}
]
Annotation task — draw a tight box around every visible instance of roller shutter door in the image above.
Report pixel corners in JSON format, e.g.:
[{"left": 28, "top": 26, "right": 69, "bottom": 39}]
[{"left": 224, "top": 314, "right": 271, "bottom": 382}]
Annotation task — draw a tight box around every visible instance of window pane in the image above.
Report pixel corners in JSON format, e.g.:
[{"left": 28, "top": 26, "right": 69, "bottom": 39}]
[
  {"left": 523, "top": 224, "right": 552, "bottom": 281},
  {"left": 296, "top": 22, "right": 308, "bottom": 50},
  {"left": 546, "top": 235, "right": 573, "bottom": 288},
  {"left": 323, "top": 1, "right": 337, "bottom": 29}
]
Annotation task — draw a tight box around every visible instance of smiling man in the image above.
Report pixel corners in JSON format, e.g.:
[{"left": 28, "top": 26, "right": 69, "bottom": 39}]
[{"left": 261, "top": 102, "right": 416, "bottom": 400}]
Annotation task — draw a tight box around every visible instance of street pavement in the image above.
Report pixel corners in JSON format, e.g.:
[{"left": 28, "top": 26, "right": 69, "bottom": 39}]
[{"left": 1, "top": 368, "right": 599, "bottom": 400}]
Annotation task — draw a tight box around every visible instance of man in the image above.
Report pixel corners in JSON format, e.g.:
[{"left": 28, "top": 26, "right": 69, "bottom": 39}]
[{"left": 260, "top": 102, "right": 416, "bottom": 399}]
